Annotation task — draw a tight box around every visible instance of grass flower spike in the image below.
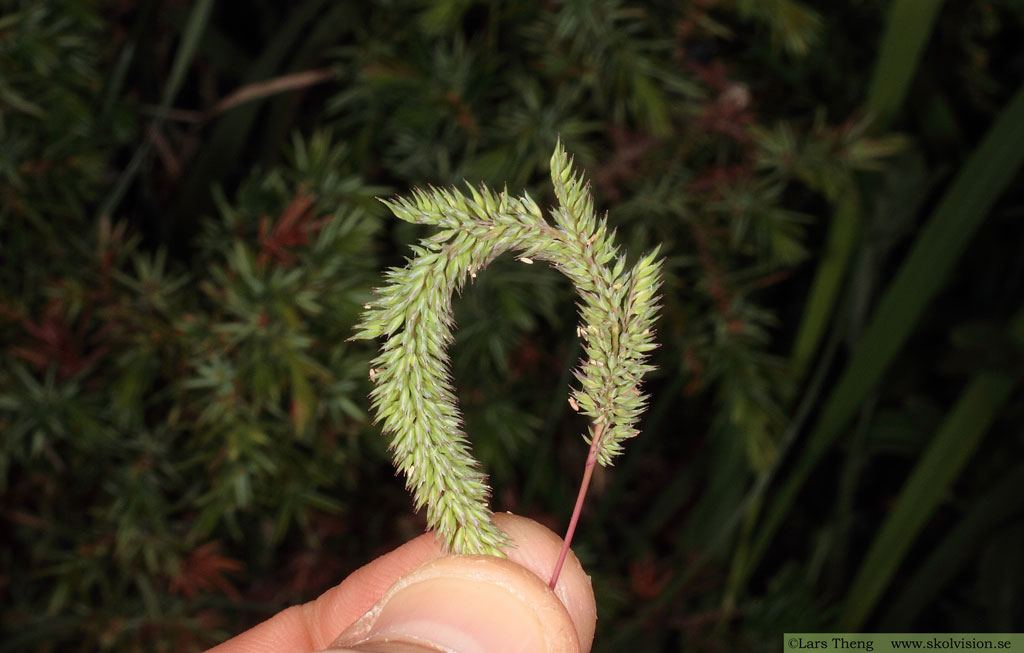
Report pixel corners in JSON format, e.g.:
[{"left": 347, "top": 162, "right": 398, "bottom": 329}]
[{"left": 353, "top": 141, "right": 662, "bottom": 561}]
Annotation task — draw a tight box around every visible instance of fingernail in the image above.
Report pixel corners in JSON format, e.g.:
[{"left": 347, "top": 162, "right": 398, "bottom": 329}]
[{"left": 326, "top": 556, "right": 578, "bottom": 653}]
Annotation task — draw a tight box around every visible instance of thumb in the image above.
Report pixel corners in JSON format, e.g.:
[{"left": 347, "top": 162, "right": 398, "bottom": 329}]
[{"left": 324, "top": 554, "right": 582, "bottom": 653}]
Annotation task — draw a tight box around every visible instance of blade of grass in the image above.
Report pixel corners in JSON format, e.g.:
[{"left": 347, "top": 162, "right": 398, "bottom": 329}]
[
  {"left": 786, "top": 0, "right": 937, "bottom": 384},
  {"left": 200, "top": 69, "right": 338, "bottom": 123},
  {"left": 867, "top": 0, "right": 945, "bottom": 128},
  {"left": 824, "top": 390, "right": 876, "bottom": 595},
  {"left": 98, "top": 41, "right": 136, "bottom": 121},
  {"left": 721, "top": 322, "right": 844, "bottom": 608},
  {"left": 97, "top": 0, "right": 214, "bottom": 221},
  {"left": 879, "top": 459, "right": 1024, "bottom": 629},
  {"left": 160, "top": 1, "right": 213, "bottom": 109},
  {"left": 789, "top": 188, "right": 860, "bottom": 381},
  {"left": 260, "top": 3, "right": 359, "bottom": 159},
  {"left": 743, "top": 83, "right": 1024, "bottom": 591},
  {"left": 170, "top": 0, "right": 330, "bottom": 231},
  {"left": 788, "top": 0, "right": 943, "bottom": 385},
  {"left": 839, "top": 307, "right": 1024, "bottom": 629}
]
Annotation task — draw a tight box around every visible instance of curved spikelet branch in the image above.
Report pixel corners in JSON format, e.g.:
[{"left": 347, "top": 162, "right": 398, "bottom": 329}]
[{"left": 353, "top": 141, "right": 662, "bottom": 555}]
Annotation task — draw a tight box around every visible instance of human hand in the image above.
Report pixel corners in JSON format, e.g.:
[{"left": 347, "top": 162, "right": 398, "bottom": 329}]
[{"left": 207, "top": 513, "right": 597, "bottom": 653}]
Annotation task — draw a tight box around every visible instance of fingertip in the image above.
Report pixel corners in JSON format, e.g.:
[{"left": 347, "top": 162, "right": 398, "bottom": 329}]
[
  {"left": 209, "top": 513, "right": 598, "bottom": 653},
  {"left": 328, "top": 556, "right": 580, "bottom": 653},
  {"left": 306, "top": 531, "right": 446, "bottom": 646},
  {"left": 493, "top": 513, "right": 597, "bottom": 652}
]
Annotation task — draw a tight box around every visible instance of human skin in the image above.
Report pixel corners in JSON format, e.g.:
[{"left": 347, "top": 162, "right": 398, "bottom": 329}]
[{"left": 207, "top": 513, "right": 597, "bottom": 653}]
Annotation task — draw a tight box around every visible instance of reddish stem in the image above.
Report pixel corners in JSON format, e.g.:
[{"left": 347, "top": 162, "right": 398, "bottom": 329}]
[{"left": 549, "top": 430, "right": 601, "bottom": 589}]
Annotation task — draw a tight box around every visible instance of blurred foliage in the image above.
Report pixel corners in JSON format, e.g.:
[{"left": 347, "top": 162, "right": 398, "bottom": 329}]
[{"left": 1, "top": 0, "right": 1023, "bottom": 650}]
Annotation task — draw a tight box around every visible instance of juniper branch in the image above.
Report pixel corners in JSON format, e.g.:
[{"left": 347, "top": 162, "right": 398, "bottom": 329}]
[{"left": 353, "top": 141, "right": 662, "bottom": 557}]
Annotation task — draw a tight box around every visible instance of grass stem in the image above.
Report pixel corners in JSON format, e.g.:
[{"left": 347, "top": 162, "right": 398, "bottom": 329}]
[{"left": 550, "top": 426, "right": 601, "bottom": 589}]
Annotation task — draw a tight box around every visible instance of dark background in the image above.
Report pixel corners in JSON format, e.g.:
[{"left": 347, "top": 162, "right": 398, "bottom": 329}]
[{"left": 2, "top": 0, "right": 1023, "bottom": 650}]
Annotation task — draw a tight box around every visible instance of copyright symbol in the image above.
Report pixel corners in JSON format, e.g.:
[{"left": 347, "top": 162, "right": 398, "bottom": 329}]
[{"left": 788, "top": 638, "right": 800, "bottom": 648}]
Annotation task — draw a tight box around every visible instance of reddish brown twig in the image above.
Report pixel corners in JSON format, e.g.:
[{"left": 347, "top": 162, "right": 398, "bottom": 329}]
[{"left": 549, "top": 424, "right": 603, "bottom": 589}]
